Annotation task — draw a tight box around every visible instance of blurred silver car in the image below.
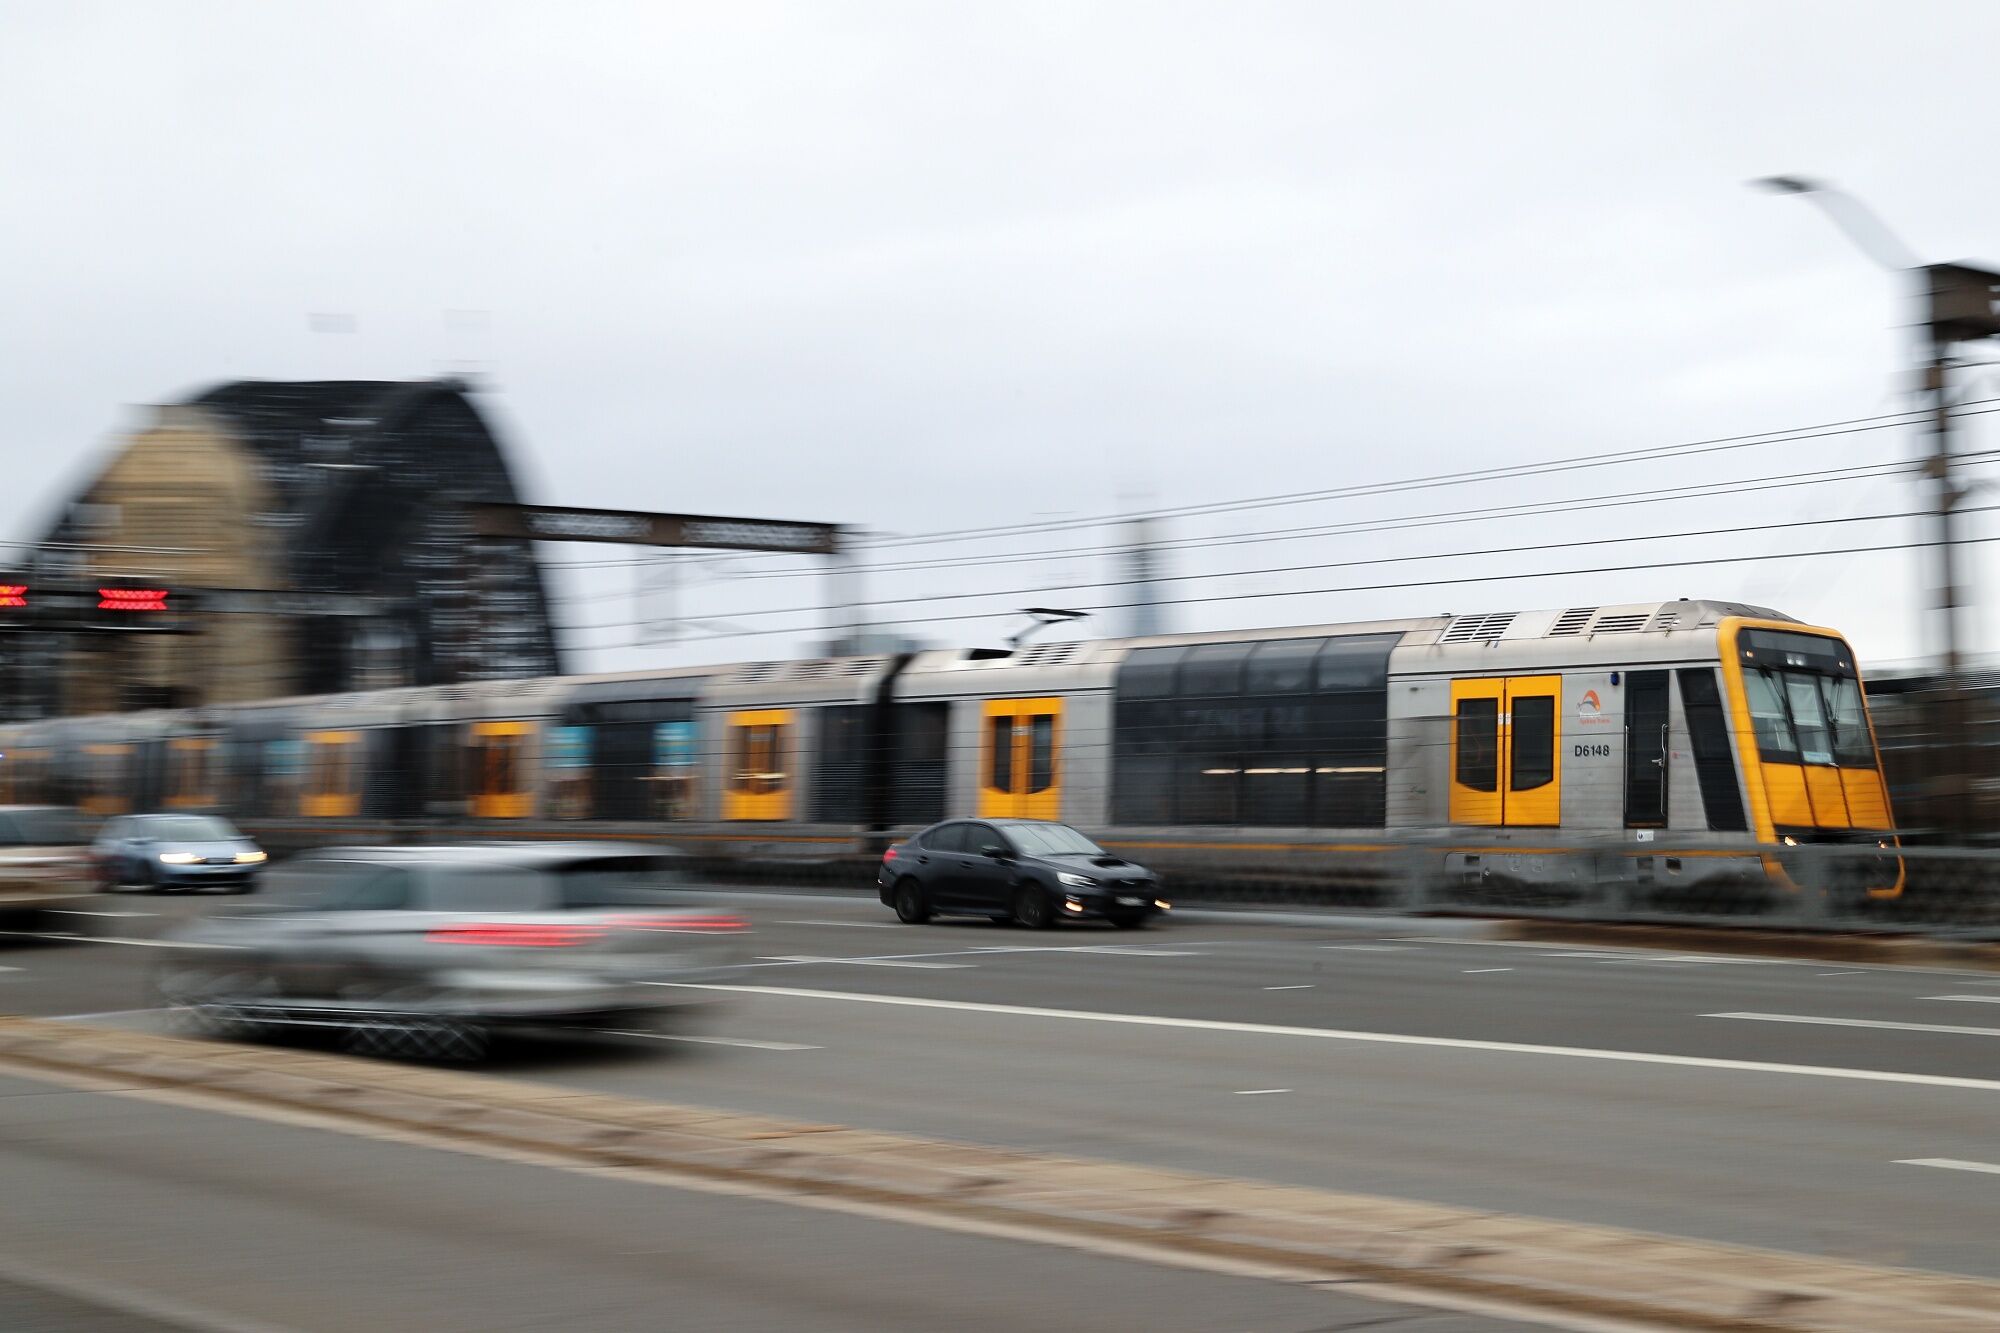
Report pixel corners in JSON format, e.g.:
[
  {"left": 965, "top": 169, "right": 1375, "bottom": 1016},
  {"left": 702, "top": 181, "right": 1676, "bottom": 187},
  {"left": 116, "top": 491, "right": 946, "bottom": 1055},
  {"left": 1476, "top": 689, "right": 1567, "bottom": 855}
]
[
  {"left": 93, "top": 813, "right": 266, "bottom": 893},
  {"left": 154, "top": 844, "right": 747, "bottom": 1057},
  {"left": 0, "top": 805, "right": 92, "bottom": 920}
]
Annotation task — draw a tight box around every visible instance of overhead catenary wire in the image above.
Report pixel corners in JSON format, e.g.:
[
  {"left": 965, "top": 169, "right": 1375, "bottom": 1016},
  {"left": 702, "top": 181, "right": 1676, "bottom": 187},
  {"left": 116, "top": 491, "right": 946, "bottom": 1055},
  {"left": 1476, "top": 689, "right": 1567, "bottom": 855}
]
[
  {"left": 553, "top": 500, "right": 1993, "bottom": 632},
  {"left": 550, "top": 450, "right": 1997, "bottom": 599},
  {"left": 560, "top": 528, "right": 2000, "bottom": 648},
  {"left": 540, "top": 399, "right": 2000, "bottom": 573}
]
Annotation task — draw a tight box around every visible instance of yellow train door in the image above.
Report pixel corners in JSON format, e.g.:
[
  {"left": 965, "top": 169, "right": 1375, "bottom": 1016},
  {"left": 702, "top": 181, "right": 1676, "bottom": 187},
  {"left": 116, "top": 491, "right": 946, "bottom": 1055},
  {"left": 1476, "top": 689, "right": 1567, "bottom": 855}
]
[
  {"left": 301, "top": 731, "right": 362, "bottom": 818},
  {"left": 1448, "top": 676, "right": 1561, "bottom": 828},
  {"left": 978, "top": 698, "right": 1063, "bottom": 820},
  {"left": 723, "top": 709, "right": 793, "bottom": 821},
  {"left": 469, "top": 721, "right": 535, "bottom": 819}
]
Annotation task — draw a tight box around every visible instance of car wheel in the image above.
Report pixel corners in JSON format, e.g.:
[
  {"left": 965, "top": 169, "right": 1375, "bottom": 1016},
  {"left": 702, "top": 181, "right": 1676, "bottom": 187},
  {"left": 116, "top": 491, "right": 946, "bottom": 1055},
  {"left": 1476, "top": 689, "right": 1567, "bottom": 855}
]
[
  {"left": 1012, "top": 885, "right": 1053, "bottom": 930},
  {"left": 893, "top": 877, "right": 932, "bottom": 924}
]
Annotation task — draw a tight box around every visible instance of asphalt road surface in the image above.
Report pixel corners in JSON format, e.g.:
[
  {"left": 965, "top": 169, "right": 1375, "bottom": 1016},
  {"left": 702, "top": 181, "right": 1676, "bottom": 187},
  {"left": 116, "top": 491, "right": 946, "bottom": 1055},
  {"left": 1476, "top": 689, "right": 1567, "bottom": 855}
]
[
  {"left": 7, "top": 887, "right": 2000, "bottom": 1314},
  {"left": 0, "top": 1070, "right": 1526, "bottom": 1332}
]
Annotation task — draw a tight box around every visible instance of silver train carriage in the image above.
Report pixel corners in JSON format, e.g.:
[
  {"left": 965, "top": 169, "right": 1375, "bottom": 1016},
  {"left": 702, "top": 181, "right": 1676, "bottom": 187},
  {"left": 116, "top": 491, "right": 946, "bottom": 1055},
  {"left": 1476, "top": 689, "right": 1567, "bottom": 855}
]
[{"left": 0, "top": 599, "right": 1901, "bottom": 897}]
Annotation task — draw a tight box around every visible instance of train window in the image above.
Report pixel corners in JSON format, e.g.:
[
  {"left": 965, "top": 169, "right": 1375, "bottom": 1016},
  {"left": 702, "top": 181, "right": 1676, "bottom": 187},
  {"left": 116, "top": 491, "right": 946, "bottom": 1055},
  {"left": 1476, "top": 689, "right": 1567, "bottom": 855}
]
[
  {"left": 891, "top": 703, "right": 949, "bottom": 825},
  {"left": 1510, "top": 695, "right": 1555, "bottom": 791},
  {"left": 816, "top": 707, "right": 871, "bottom": 823},
  {"left": 1115, "top": 646, "right": 1183, "bottom": 699},
  {"left": 1027, "top": 714, "right": 1055, "bottom": 793},
  {"left": 1781, "top": 674, "right": 1834, "bottom": 766},
  {"left": 1455, "top": 698, "right": 1499, "bottom": 791},
  {"left": 1180, "top": 643, "right": 1251, "bottom": 697},
  {"left": 548, "top": 724, "right": 593, "bottom": 819},
  {"left": 263, "top": 738, "right": 305, "bottom": 818},
  {"left": 1314, "top": 634, "right": 1399, "bottom": 691},
  {"left": 1245, "top": 638, "right": 1324, "bottom": 695},
  {"left": 1742, "top": 670, "right": 1799, "bottom": 761},
  {"left": 986, "top": 715, "right": 1013, "bottom": 792},
  {"left": 1820, "top": 676, "right": 1876, "bottom": 767},
  {"left": 1623, "top": 671, "right": 1671, "bottom": 829},
  {"left": 1678, "top": 670, "right": 1748, "bottom": 831},
  {"left": 653, "top": 721, "right": 698, "bottom": 820}
]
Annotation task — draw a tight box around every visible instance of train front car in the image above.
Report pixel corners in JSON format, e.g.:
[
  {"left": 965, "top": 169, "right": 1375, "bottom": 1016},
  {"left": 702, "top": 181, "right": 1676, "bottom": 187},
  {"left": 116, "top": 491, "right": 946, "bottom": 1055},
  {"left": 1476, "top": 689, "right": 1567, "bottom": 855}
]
[{"left": 1720, "top": 618, "right": 1902, "bottom": 897}]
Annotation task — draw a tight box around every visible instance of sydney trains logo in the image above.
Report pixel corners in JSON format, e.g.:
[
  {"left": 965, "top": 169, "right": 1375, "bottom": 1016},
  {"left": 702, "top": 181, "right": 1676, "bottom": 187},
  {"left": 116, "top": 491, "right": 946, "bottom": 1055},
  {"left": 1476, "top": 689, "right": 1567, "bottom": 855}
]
[{"left": 1577, "top": 689, "right": 1613, "bottom": 727}]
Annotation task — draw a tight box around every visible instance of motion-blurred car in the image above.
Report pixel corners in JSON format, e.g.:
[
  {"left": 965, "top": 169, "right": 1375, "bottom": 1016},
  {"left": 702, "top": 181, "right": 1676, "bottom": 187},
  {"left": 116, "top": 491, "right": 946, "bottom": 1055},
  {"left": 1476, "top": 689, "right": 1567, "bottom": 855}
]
[
  {"left": 93, "top": 813, "right": 266, "bottom": 893},
  {"left": 153, "top": 843, "right": 747, "bottom": 1057},
  {"left": 879, "top": 818, "right": 1169, "bottom": 928},
  {"left": 0, "top": 805, "right": 92, "bottom": 920}
]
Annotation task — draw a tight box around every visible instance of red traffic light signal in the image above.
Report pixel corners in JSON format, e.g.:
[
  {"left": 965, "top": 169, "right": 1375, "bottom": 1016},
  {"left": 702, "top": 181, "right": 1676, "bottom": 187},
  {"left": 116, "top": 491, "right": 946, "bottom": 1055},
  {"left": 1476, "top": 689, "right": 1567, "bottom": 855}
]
[{"left": 98, "top": 588, "right": 169, "bottom": 613}]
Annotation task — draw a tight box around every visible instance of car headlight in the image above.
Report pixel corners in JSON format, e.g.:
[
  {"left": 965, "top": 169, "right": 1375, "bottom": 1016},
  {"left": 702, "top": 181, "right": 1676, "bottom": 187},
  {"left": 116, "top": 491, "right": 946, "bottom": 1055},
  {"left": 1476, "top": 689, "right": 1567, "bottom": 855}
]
[
  {"left": 234, "top": 850, "right": 267, "bottom": 865},
  {"left": 1056, "top": 872, "right": 1097, "bottom": 888},
  {"left": 158, "top": 852, "right": 200, "bottom": 865}
]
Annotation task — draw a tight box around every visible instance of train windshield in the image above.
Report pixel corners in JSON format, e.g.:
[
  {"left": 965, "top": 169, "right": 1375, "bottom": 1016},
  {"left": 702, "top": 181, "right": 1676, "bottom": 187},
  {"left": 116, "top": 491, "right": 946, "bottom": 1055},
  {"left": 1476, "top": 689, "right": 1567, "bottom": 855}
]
[{"left": 1736, "top": 630, "right": 1877, "bottom": 768}]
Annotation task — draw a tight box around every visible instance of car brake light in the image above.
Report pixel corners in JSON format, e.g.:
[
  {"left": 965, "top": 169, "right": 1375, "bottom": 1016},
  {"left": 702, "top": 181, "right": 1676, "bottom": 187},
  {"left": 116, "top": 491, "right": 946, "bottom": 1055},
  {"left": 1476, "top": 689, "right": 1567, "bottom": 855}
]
[
  {"left": 610, "top": 912, "right": 748, "bottom": 934},
  {"left": 427, "top": 922, "right": 607, "bottom": 947},
  {"left": 883, "top": 846, "right": 899, "bottom": 861}
]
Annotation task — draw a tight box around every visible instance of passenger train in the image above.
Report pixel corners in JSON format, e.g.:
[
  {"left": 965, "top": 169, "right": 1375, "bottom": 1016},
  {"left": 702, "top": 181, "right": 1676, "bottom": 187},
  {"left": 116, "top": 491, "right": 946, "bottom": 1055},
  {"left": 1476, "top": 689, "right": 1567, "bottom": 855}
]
[{"left": 0, "top": 599, "right": 1901, "bottom": 898}]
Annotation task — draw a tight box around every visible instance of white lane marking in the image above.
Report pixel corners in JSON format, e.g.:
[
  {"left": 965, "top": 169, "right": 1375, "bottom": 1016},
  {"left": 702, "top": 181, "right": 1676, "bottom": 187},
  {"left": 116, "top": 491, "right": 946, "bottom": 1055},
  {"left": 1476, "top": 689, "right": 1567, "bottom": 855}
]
[
  {"left": 1540, "top": 952, "right": 1617, "bottom": 959},
  {"left": 1816, "top": 971, "right": 1866, "bottom": 978},
  {"left": 1924, "top": 995, "right": 2000, "bottom": 1004},
  {"left": 606, "top": 1031, "right": 821, "bottom": 1051},
  {"left": 1462, "top": 967, "right": 1513, "bottom": 974},
  {"left": 0, "top": 966, "right": 18, "bottom": 973},
  {"left": 1897, "top": 1157, "right": 2000, "bottom": 1176},
  {"left": 1318, "top": 944, "right": 1412, "bottom": 952},
  {"left": 1234, "top": 1088, "right": 1291, "bottom": 1096},
  {"left": 1707, "top": 1011, "right": 2000, "bottom": 1038},
  {"left": 773, "top": 919, "right": 899, "bottom": 929},
  {"left": 1262, "top": 984, "right": 1314, "bottom": 991},
  {"left": 49, "top": 909, "right": 157, "bottom": 919},
  {"left": 0, "top": 932, "right": 236, "bottom": 950},
  {"left": 754, "top": 955, "right": 971, "bottom": 970},
  {"left": 677, "top": 984, "right": 2000, "bottom": 1093},
  {"left": 52, "top": 1007, "right": 185, "bottom": 1022},
  {"left": 1055, "top": 946, "right": 1205, "bottom": 957}
]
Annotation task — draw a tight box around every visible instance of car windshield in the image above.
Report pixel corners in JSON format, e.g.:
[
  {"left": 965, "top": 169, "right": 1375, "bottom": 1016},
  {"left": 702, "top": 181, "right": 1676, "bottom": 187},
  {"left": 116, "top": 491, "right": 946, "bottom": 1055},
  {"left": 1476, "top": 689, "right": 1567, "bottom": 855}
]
[
  {"left": 1001, "top": 823, "right": 1104, "bottom": 856},
  {"left": 139, "top": 816, "right": 241, "bottom": 842}
]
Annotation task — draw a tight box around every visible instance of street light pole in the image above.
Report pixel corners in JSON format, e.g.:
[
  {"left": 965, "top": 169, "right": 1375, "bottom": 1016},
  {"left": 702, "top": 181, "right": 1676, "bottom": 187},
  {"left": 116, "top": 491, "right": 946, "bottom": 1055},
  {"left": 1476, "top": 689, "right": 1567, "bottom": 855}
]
[{"left": 1752, "top": 176, "right": 1998, "bottom": 832}]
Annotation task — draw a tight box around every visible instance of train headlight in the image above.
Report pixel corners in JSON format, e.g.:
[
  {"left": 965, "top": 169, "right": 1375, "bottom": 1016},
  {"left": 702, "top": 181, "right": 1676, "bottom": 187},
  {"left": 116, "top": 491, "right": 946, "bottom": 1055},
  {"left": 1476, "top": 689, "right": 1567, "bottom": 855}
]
[{"left": 1781, "top": 836, "right": 1798, "bottom": 847}]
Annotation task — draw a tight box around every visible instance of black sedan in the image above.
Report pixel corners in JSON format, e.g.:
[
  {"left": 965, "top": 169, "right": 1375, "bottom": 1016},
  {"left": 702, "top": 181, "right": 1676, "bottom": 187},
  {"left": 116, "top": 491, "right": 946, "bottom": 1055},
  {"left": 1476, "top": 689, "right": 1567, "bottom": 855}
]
[{"left": 878, "top": 819, "right": 1168, "bottom": 929}]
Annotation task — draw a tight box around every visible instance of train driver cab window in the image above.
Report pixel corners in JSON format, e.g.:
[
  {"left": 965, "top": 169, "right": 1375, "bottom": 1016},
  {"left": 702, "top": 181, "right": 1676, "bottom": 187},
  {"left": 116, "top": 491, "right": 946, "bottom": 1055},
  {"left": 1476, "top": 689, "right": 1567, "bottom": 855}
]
[{"left": 723, "top": 710, "right": 792, "bottom": 820}]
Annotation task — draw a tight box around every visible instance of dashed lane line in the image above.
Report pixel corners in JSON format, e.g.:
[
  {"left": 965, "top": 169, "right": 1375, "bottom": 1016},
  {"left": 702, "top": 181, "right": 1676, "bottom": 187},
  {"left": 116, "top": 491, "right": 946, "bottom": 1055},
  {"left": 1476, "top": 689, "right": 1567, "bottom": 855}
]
[
  {"left": 677, "top": 984, "right": 2000, "bottom": 1092},
  {"left": 605, "top": 1031, "right": 822, "bottom": 1051},
  {"left": 1707, "top": 1011, "right": 2000, "bottom": 1038},
  {"left": 1897, "top": 1157, "right": 2000, "bottom": 1176},
  {"left": 752, "top": 956, "right": 973, "bottom": 970}
]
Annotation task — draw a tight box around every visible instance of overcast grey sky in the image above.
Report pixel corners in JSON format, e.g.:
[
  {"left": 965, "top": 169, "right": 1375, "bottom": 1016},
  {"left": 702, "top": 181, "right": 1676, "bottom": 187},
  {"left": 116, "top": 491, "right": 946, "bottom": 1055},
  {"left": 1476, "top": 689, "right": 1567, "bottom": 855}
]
[{"left": 4, "top": 1, "right": 1997, "bottom": 674}]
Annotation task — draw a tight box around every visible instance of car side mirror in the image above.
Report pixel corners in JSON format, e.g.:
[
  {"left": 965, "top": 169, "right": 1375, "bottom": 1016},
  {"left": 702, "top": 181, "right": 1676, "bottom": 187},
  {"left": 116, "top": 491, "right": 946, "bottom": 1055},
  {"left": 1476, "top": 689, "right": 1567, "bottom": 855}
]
[{"left": 981, "top": 844, "right": 1009, "bottom": 859}]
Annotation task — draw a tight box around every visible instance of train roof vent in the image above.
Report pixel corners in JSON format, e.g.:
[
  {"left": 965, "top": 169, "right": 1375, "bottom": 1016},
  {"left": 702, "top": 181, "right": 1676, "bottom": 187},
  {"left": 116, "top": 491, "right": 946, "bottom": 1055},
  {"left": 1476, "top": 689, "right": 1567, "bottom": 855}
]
[
  {"left": 790, "top": 660, "right": 834, "bottom": 680},
  {"left": 733, "top": 662, "right": 782, "bottom": 684},
  {"left": 1647, "top": 604, "right": 1693, "bottom": 631},
  {"left": 829, "top": 657, "right": 884, "bottom": 677},
  {"left": 1589, "top": 611, "right": 1651, "bottom": 635},
  {"left": 1014, "top": 641, "right": 1079, "bottom": 667},
  {"left": 1548, "top": 607, "right": 1597, "bottom": 637},
  {"left": 1440, "top": 612, "right": 1517, "bottom": 644}
]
